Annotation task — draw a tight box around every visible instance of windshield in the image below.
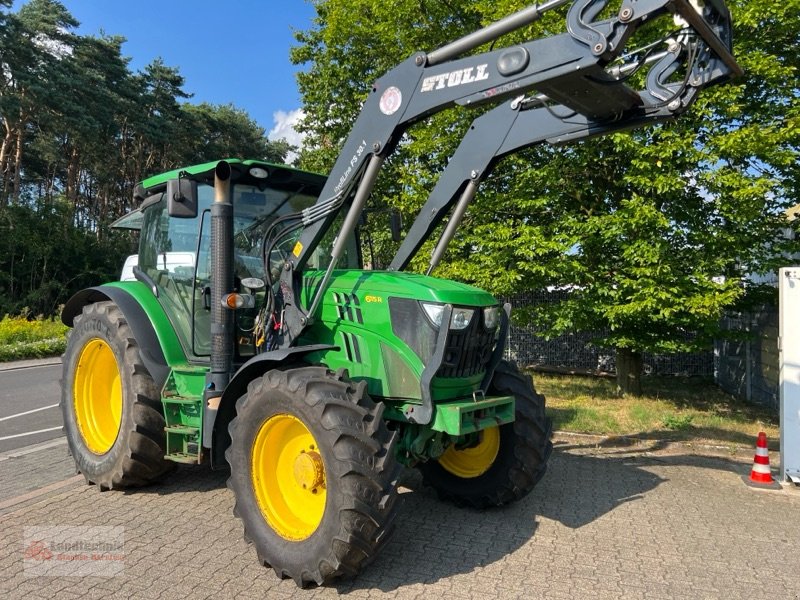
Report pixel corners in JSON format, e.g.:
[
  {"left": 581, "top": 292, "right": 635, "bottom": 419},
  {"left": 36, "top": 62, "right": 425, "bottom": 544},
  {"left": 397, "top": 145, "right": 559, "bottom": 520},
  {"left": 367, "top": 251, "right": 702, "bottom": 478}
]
[
  {"left": 226, "top": 183, "right": 360, "bottom": 278},
  {"left": 229, "top": 184, "right": 321, "bottom": 280}
]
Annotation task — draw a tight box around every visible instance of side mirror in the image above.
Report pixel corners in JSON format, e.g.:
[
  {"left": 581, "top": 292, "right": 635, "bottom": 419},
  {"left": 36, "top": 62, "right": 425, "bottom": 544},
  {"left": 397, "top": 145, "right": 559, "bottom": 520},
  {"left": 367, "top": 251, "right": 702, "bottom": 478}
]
[
  {"left": 167, "top": 178, "right": 198, "bottom": 218},
  {"left": 390, "top": 209, "right": 402, "bottom": 243}
]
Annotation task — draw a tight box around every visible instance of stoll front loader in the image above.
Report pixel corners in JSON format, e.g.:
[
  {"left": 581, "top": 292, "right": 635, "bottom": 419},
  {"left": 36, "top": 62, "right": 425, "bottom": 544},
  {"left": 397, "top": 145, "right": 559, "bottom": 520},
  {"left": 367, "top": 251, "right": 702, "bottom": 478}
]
[{"left": 60, "top": 0, "right": 740, "bottom": 586}]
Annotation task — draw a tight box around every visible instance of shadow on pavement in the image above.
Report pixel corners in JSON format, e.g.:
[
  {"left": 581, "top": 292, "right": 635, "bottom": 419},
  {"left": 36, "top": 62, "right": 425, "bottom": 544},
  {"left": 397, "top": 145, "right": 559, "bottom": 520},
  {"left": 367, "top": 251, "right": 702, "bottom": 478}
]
[
  {"left": 123, "top": 463, "right": 229, "bottom": 495},
  {"left": 337, "top": 443, "right": 668, "bottom": 593},
  {"left": 114, "top": 437, "right": 757, "bottom": 593}
]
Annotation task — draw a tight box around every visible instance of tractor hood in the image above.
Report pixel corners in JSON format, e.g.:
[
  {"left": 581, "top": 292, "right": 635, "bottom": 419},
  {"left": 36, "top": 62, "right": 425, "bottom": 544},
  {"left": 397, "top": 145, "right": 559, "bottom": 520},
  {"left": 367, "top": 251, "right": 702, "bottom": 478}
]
[{"left": 302, "top": 270, "right": 497, "bottom": 308}]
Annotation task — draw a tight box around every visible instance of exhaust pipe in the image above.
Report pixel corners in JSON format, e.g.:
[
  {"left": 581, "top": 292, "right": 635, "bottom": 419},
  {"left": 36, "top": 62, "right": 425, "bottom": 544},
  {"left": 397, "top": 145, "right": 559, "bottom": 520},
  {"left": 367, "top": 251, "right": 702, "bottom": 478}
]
[{"left": 210, "top": 160, "right": 233, "bottom": 392}]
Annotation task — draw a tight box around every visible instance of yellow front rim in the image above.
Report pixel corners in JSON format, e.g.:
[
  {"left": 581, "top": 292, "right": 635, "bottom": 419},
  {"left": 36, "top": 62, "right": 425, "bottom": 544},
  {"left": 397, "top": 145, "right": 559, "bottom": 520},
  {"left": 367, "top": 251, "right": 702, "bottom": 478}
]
[
  {"left": 438, "top": 426, "right": 501, "bottom": 479},
  {"left": 73, "top": 338, "right": 123, "bottom": 455},
  {"left": 251, "top": 414, "right": 326, "bottom": 541}
]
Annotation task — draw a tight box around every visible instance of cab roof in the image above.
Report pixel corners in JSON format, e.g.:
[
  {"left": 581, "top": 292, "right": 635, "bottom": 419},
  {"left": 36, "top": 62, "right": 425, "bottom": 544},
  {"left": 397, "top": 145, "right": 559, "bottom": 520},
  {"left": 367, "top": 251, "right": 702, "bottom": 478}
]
[
  {"left": 113, "top": 159, "right": 327, "bottom": 230},
  {"left": 137, "top": 159, "right": 327, "bottom": 199}
]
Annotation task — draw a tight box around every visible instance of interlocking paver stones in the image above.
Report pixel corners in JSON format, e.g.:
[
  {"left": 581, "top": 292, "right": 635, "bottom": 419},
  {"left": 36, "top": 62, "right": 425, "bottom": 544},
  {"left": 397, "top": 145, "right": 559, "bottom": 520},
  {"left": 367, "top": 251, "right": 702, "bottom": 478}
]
[{"left": 2, "top": 437, "right": 800, "bottom": 599}]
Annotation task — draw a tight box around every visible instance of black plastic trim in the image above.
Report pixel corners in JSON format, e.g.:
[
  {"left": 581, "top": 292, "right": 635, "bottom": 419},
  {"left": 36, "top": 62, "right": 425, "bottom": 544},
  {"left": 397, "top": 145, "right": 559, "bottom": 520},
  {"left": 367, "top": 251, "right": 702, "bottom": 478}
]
[
  {"left": 61, "top": 286, "right": 175, "bottom": 389},
  {"left": 411, "top": 304, "right": 452, "bottom": 426},
  {"left": 209, "top": 344, "right": 337, "bottom": 469},
  {"left": 481, "top": 303, "right": 511, "bottom": 392}
]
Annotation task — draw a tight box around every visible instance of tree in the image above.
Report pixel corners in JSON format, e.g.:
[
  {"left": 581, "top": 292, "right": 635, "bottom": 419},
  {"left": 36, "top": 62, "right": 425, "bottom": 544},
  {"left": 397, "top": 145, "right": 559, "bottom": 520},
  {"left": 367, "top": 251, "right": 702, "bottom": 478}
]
[
  {"left": 0, "top": 0, "right": 295, "bottom": 317},
  {"left": 179, "top": 103, "right": 290, "bottom": 164},
  {"left": 292, "top": 0, "right": 800, "bottom": 394},
  {"left": 0, "top": 0, "right": 78, "bottom": 205}
]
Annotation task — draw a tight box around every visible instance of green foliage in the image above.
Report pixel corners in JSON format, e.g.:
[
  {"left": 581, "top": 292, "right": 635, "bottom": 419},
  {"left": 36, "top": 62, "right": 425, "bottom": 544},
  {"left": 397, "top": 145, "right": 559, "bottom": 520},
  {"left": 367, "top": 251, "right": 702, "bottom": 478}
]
[
  {"left": 181, "top": 103, "right": 292, "bottom": 164},
  {"left": 537, "top": 372, "right": 777, "bottom": 443},
  {"left": 662, "top": 413, "right": 694, "bottom": 431},
  {"left": 0, "top": 203, "right": 131, "bottom": 315},
  {"left": 0, "top": 313, "right": 68, "bottom": 361},
  {"left": 0, "top": 337, "right": 65, "bottom": 361},
  {"left": 0, "top": 312, "right": 67, "bottom": 344},
  {"left": 293, "top": 0, "right": 800, "bottom": 361},
  {"left": 0, "top": 1, "right": 291, "bottom": 317}
]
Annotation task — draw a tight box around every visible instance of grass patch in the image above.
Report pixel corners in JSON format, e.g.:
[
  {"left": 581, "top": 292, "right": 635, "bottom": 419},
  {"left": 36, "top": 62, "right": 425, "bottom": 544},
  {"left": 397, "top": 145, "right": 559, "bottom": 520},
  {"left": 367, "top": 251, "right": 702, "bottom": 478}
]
[
  {"left": 534, "top": 371, "right": 778, "bottom": 447},
  {"left": 0, "top": 314, "right": 68, "bottom": 361}
]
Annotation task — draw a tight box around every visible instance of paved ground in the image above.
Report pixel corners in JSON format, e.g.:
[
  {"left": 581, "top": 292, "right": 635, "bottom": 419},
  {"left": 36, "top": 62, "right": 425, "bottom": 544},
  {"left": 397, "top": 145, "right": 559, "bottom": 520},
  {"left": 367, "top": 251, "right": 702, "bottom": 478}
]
[
  {"left": 0, "top": 439, "right": 73, "bottom": 502},
  {"left": 1, "top": 436, "right": 799, "bottom": 599}
]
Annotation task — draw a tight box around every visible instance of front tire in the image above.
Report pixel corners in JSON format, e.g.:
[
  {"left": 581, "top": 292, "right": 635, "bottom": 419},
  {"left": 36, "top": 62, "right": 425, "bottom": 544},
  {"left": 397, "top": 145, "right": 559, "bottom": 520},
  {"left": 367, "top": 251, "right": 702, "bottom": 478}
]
[
  {"left": 420, "top": 360, "right": 552, "bottom": 508},
  {"left": 61, "top": 301, "right": 172, "bottom": 489},
  {"left": 226, "top": 367, "right": 400, "bottom": 587}
]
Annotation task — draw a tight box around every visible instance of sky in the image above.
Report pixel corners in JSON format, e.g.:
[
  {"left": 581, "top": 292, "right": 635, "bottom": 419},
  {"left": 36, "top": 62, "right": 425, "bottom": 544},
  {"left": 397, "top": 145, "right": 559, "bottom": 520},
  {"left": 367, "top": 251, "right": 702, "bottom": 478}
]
[{"left": 16, "top": 0, "right": 317, "bottom": 148}]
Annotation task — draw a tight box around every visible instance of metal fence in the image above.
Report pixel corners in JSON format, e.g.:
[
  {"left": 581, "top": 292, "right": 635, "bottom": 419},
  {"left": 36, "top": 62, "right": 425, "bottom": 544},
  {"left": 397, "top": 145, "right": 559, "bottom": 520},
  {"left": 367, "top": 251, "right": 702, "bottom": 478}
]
[
  {"left": 714, "top": 307, "right": 779, "bottom": 410},
  {"left": 502, "top": 290, "right": 715, "bottom": 377}
]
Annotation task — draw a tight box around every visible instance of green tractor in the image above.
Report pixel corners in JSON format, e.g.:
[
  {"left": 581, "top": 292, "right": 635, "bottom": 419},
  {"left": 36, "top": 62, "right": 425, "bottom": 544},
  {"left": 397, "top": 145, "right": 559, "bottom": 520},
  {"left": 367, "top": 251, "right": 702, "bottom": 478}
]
[{"left": 60, "top": 0, "right": 740, "bottom": 586}]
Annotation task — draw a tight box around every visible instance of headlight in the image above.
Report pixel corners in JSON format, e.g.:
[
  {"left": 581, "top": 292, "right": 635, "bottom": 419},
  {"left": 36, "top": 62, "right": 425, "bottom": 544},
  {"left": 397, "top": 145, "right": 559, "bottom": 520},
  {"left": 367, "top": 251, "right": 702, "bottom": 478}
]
[
  {"left": 421, "top": 302, "right": 474, "bottom": 330},
  {"left": 483, "top": 306, "right": 500, "bottom": 330},
  {"left": 422, "top": 302, "right": 445, "bottom": 328},
  {"left": 450, "top": 308, "right": 474, "bottom": 330}
]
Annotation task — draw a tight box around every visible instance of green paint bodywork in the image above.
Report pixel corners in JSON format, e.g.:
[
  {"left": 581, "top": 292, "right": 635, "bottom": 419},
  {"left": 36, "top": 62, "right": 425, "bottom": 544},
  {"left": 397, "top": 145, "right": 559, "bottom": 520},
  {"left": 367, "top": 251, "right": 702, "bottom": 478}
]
[
  {"left": 299, "top": 269, "right": 497, "bottom": 402},
  {"left": 103, "top": 280, "right": 187, "bottom": 365},
  {"left": 75, "top": 159, "right": 516, "bottom": 465},
  {"left": 387, "top": 395, "right": 515, "bottom": 435},
  {"left": 162, "top": 367, "right": 207, "bottom": 463}
]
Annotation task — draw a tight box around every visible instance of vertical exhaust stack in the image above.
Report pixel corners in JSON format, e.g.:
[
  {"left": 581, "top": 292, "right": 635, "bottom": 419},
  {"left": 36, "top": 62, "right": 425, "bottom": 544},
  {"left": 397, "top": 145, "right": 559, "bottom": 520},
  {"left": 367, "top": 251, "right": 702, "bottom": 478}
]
[{"left": 210, "top": 160, "right": 233, "bottom": 392}]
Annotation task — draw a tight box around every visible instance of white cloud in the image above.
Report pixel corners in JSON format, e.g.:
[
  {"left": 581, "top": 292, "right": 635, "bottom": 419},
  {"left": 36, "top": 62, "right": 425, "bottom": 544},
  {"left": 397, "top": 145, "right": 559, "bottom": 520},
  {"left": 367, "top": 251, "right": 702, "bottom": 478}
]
[{"left": 268, "top": 108, "right": 306, "bottom": 162}]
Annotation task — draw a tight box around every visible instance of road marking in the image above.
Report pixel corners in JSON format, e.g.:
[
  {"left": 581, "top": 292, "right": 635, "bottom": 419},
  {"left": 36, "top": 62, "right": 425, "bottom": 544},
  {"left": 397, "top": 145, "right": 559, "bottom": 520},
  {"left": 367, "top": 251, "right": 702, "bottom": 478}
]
[
  {"left": 0, "top": 403, "right": 59, "bottom": 422},
  {"left": 0, "top": 437, "right": 67, "bottom": 462},
  {"left": 0, "top": 426, "right": 63, "bottom": 441}
]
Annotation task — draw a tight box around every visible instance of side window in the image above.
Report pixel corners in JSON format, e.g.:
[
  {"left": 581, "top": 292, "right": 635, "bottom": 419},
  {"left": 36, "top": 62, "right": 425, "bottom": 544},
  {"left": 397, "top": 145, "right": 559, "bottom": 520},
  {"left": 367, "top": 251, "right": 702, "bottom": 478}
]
[
  {"left": 138, "top": 195, "right": 168, "bottom": 275},
  {"left": 138, "top": 195, "right": 199, "bottom": 276},
  {"left": 138, "top": 190, "right": 212, "bottom": 358},
  {"left": 193, "top": 209, "right": 212, "bottom": 356}
]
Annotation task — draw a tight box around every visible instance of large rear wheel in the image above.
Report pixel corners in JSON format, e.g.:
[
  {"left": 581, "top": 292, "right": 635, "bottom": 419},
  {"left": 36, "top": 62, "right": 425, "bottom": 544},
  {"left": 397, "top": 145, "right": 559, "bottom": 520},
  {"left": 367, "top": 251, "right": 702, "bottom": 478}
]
[
  {"left": 61, "top": 301, "right": 173, "bottom": 489},
  {"left": 420, "top": 360, "right": 552, "bottom": 508},
  {"left": 226, "top": 367, "right": 400, "bottom": 587}
]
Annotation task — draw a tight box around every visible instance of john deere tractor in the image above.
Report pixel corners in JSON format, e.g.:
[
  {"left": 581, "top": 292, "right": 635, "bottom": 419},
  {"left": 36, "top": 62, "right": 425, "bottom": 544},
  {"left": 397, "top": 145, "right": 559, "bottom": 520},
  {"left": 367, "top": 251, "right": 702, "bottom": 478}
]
[{"left": 60, "top": 0, "right": 740, "bottom": 586}]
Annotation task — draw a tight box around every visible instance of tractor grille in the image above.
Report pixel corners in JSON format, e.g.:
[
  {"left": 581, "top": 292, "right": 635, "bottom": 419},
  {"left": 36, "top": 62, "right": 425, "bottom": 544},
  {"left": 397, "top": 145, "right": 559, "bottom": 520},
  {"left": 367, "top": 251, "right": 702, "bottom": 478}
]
[
  {"left": 388, "top": 297, "right": 499, "bottom": 379},
  {"left": 438, "top": 312, "right": 497, "bottom": 378}
]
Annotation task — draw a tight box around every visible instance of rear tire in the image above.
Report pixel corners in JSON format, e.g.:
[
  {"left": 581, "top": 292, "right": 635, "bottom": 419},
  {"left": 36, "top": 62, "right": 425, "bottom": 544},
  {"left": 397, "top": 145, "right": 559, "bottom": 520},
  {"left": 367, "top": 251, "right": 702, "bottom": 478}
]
[
  {"left": 226, "top": 367, "right": 400, "bottom": 587},
  {"left": 420, "top": 360, "right": 552, "bottom": 508},
  {"left": 61, "top": 301, "right": 173, "bottom": 489}
]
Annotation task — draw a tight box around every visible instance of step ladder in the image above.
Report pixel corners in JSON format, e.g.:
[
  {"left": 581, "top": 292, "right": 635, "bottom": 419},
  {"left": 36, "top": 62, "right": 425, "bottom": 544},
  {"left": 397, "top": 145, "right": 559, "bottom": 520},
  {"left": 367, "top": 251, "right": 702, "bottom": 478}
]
[{"left": 161, "top": 368, "right": 206, "bottom": 464}]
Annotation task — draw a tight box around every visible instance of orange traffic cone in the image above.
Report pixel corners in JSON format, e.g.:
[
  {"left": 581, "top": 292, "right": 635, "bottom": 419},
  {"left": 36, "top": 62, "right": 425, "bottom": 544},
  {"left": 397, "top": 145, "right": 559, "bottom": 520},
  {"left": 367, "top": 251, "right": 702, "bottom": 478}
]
[{"left": 743, "top": 432, "right": 781, "bottom": 490}]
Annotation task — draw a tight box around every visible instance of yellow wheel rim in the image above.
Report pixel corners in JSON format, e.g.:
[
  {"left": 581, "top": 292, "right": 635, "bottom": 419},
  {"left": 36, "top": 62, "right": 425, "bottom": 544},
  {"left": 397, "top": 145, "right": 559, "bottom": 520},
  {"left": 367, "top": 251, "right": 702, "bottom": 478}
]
[
  {"left": 73, "top": 338, "right": 123, "bottom": 455},
  {"left": 438, "top": 426, "right": 500, "bottom": 478},
  {"left": 251, "top": 414, "right": 326, "bottom": 541}
]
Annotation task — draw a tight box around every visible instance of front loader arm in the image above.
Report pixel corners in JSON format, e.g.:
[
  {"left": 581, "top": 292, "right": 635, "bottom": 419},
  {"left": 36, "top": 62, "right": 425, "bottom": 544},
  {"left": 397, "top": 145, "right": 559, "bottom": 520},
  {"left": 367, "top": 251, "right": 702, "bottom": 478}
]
[
  {"left": 278, "top": 0, "right": 741, "bottom": 346},
  {"left": 388, "top": 46, "right": 717, "bottom": 272}
]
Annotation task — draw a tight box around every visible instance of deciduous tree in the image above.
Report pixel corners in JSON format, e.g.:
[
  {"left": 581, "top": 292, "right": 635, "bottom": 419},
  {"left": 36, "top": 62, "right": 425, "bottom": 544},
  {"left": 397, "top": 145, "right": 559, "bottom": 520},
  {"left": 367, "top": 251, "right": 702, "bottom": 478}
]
[{"left": 293, "top": 0, "right": 800, "bottom": 394}]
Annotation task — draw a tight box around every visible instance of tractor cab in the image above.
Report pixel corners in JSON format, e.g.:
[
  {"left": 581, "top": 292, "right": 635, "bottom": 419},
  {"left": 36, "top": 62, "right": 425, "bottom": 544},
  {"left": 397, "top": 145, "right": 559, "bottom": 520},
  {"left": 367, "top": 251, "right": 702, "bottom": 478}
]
[{"left": 111, "top": 160, "right": 360, "bottom": 362}]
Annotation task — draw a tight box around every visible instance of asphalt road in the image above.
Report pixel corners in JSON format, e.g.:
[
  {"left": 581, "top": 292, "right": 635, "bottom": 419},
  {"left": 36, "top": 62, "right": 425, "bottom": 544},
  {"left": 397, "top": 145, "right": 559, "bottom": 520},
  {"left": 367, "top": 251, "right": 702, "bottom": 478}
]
[{"left": 0, "top": 359, "right": 63, "bottom": 453}]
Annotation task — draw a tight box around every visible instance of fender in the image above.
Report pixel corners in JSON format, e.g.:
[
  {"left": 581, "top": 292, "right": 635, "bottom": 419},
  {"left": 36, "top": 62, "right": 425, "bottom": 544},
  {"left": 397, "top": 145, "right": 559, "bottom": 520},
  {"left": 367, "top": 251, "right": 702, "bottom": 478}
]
[
  {"left": 62, "top": 282, "right": 187, "bottom": 389},
  {"left": 209, "top": 344, "right": 336, "bottom": 469}
]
